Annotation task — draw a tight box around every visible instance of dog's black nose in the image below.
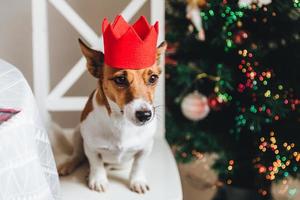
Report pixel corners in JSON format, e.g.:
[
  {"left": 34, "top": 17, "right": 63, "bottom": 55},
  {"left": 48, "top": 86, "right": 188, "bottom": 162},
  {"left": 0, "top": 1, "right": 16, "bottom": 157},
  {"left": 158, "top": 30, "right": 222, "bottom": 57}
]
[{"left": 135, "top": 110, "right": 152, "bottom": 123}]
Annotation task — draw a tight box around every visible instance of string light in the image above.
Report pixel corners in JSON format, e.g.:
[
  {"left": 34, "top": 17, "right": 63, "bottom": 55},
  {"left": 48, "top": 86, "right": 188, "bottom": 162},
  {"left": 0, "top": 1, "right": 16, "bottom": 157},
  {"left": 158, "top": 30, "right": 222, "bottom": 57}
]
[
  {"left": 255, "top": 131, "right": 299, "bottom": 183},
  {"left": 293, "top": 0, "right": 300, "bottom": 8}
]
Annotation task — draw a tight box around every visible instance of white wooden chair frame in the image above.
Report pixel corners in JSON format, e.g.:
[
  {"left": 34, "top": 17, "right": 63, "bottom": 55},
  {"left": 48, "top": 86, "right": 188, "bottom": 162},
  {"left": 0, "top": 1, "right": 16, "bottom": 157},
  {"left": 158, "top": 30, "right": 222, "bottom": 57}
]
[{"left": 32, "top": 0, "right": 165, "bottom": 136}]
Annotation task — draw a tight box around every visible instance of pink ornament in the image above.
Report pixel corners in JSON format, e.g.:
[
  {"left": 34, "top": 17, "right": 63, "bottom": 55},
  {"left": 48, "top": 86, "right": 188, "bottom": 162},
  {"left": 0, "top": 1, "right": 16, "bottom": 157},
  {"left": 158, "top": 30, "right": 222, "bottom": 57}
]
[{"left": 181, "top": 91, "right": 210, "bottom": 121}]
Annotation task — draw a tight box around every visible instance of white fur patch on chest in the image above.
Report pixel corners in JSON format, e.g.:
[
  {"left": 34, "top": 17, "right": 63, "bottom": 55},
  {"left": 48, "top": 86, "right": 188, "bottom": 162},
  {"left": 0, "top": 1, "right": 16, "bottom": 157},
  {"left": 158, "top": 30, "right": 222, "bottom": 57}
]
[{"left": 80, "top": 90, "right": 156, "bottom": 164}]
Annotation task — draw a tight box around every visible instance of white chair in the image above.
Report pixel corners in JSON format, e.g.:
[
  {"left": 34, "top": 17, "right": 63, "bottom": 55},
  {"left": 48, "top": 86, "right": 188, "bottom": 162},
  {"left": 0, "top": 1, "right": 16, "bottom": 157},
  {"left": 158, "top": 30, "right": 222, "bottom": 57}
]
[
  {"left": 32, "top": 0, "right": 182, "bottom": 199},
  {"left": 54, "top": 131, "right": 182, "bottom": 200}
]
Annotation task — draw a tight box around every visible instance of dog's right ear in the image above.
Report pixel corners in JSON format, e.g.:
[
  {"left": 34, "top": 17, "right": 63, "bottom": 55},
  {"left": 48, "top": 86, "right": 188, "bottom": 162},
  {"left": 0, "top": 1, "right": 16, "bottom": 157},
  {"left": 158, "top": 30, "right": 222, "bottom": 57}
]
[{"left": 78, "top": 38, "right": 104, "bottom": 78}]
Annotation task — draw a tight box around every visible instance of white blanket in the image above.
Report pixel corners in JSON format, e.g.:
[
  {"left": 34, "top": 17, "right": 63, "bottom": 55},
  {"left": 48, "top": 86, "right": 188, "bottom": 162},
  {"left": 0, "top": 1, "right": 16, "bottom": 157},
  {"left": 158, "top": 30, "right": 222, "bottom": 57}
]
[{"left": 0, "top": 59, "right": 60, "bottom": 200}]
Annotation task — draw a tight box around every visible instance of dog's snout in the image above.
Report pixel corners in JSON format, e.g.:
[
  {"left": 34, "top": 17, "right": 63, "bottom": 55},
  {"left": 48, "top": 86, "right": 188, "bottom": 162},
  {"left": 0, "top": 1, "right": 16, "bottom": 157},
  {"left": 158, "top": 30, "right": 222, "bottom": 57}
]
[{"left": 135, "top": 110, "right": 152, "bottom": 122}]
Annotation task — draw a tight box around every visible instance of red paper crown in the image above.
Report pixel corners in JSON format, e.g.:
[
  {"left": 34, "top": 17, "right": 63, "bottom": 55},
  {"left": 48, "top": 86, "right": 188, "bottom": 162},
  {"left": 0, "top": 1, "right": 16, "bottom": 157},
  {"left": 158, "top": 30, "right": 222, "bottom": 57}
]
[{"left": 102, "top": 15, "right": 158, "bottom": 69}]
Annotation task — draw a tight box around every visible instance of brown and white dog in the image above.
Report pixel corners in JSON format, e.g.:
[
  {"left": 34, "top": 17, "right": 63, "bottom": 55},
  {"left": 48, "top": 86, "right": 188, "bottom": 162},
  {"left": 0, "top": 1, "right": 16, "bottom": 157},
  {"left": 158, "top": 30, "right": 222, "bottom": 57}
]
[{"left": 58, "top": 39, "right": 167, "bottom": 194}]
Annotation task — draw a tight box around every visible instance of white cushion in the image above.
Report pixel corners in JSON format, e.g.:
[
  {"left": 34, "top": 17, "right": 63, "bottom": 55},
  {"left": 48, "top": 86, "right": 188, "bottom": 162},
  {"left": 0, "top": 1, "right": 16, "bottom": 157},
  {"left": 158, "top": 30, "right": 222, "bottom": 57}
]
[{"left": 59, "top": 138, "right": 182, "bottom": 200}]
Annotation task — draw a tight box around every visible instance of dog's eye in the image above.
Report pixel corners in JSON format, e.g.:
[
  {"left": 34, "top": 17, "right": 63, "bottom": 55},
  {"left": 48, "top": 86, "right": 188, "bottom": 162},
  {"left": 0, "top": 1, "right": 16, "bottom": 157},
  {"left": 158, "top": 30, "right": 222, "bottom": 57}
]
[
  {"left": 113, "top": 76, "right": 128, "bottom": 87},
  {"left": 148, "top": 74, "right": 159, "bottom": 85}
]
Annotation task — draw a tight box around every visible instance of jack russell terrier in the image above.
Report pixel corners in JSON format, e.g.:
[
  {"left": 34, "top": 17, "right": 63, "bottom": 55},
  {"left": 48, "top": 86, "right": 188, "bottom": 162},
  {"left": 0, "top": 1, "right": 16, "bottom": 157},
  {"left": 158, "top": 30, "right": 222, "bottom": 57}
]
[{"left": 58, "top": 15, "right": 167, "bottom": 194}]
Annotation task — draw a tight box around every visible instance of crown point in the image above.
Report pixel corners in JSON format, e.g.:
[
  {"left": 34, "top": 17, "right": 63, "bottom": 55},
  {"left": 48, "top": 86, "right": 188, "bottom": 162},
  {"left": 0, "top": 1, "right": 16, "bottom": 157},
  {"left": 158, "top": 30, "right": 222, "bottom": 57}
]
[
  {"left": 133, "top": 15, "right": 152, "bottom": 40},
  {"left": 135, "top": 16, "right": 150, "bottom": 27},
  {"left": 102, "top": 18, "right": 109, "bottom": 33},
  {"left": 112, "top": 15, "right": 125, "bottom": 27},
  {"left": 154, "top": 21, "right": 159, "bottom": 34},
  {"left": 111, "top": 15, "right": 130, "bottom": 38}
]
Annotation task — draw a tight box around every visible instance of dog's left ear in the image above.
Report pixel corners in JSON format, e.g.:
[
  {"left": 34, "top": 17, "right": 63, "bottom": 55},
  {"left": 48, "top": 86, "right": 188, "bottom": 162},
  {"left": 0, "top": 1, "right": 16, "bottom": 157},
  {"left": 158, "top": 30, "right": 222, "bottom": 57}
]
[
  {"left": 156, "top": 41, "right": 168, "bottom": 64},
  {"left": 78, "top": 38, "right": 104, "bottom": 78}
]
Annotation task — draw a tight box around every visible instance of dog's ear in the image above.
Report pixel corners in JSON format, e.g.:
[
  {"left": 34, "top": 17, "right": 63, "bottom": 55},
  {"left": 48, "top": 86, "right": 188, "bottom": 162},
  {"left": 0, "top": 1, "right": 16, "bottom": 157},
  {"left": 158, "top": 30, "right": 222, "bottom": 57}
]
[
  {"left": 78, "top": 38, "right": 104, "bottom": 78},
  {"left": 156, "top": 41, "right": 167, "bottom": 64}
]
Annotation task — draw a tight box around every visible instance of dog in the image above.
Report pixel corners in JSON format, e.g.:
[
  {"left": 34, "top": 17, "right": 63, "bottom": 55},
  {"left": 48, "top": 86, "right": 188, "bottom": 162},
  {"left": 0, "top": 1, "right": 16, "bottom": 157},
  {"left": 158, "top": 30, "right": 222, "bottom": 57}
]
[{"left": 58, "top": 16, "right": 167, "bottom": 194}]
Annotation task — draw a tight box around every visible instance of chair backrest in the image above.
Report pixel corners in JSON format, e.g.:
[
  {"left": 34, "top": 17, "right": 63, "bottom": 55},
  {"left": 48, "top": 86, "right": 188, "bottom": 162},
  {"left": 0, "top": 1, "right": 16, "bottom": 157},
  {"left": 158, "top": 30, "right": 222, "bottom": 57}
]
[{"left": 32, "top": 0, "right": 165, "bottom": 137}]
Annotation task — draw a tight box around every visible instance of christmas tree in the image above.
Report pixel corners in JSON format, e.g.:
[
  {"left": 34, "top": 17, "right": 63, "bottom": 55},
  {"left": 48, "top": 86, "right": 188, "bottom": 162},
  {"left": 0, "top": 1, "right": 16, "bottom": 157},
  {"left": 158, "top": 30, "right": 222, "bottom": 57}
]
[{"left": 165, "top": 0, "right": 300, "bottom": 199}]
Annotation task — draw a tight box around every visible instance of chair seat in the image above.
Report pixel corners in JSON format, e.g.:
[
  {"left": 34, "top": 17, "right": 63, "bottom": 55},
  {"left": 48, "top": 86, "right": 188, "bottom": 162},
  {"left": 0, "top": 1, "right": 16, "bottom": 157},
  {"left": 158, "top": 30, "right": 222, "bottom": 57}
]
[{"left": 59, "top": 138, "right": 182, "bottom": 200}]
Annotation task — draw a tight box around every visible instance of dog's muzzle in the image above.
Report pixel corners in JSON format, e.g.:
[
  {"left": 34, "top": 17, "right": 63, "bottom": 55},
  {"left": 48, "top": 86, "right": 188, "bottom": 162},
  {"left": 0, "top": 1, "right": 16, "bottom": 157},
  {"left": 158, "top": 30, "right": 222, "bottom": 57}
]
[{"left": 124, "top": 99, "right": 154, "bottom": 126}]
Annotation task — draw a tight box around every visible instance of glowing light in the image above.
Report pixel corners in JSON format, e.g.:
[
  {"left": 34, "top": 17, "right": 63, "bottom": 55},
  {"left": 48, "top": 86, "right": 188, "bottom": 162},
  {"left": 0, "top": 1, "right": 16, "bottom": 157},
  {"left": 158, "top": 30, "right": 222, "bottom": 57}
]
[
  {"left": 226, "top": 39, "right": 233, "bottom": 47},
  {"left": 214, "top": 86, "right": 220, "bottom": 93},
  {"left": 236, "top": 20, "right": 243, "bottom": 27},
  {"left": 250, "top": 72, "right": 255, "bottom": 79},
  {"left": 282, "top": 157, "right": 287, "bottom": 162},
  {"left": 291, "top": 143, "right": 295, "bottom": 148},
  {"left": 259, "top": 166, "right": 267, "bottom": 173},
  {"left": 293, "top": 152, "right": 298, "bottom": 157},
  {"left": 261, "top": 190, "right": 268, "bottom": 196},
  {"left": 264, "top": 90, "right": 271, "bottom": 97},
  {"left": 270, "top": 137, "right": 276, "bottom": 144}
]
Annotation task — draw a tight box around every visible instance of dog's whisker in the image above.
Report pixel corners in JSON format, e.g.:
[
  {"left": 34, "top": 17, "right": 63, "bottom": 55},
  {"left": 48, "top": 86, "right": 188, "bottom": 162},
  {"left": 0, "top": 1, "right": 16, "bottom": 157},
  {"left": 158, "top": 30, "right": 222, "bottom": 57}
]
[
  {"left": 154, "top": 105, "right": 164, "bottom": 108},
  {"left": 155, "top": 112, "right": 163, "bottom": 121}
]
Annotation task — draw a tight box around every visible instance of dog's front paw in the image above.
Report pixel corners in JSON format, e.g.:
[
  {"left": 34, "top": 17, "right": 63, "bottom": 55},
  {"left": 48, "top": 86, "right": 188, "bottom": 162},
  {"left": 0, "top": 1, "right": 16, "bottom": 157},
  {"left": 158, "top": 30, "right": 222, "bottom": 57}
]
[
  {"left": 57, "top": 158, "right": 79, "bottom": 176},
  {"left": 88, "top": 174, "right": 108, "bottom": 192},
  {"left": 130, "top": 179, "right": 150, "bottom": 194}
]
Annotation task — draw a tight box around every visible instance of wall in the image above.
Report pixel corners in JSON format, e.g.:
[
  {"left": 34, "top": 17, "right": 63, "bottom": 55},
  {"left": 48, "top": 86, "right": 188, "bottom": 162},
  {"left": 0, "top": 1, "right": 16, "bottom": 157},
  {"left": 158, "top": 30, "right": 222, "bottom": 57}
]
[{"left": 0, "top": 0, "right": 150, "bottom": 128}]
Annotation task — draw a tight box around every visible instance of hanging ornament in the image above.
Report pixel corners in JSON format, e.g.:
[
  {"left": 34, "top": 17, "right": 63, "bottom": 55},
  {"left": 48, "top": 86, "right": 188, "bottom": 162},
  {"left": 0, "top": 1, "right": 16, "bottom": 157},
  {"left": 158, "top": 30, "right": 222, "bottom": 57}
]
[
  {"left": 238, "top": 0, "right": 272, "bottom": 8},
  {"left": 181, "top": 91, "right": 210, "bottom": 121},
  {"left": 186, "top": 0, "right": 207, "bottom": 41},
  {"left": 233, "top": 30, "right": 249, "bottom": 45}
]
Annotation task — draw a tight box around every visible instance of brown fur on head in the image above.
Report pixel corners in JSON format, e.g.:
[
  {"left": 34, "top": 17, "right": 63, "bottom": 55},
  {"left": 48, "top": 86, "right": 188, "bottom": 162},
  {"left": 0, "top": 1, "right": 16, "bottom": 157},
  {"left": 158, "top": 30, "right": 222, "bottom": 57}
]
[{"left": 78, "top": 38, "right": 167, "bottom": 112}]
